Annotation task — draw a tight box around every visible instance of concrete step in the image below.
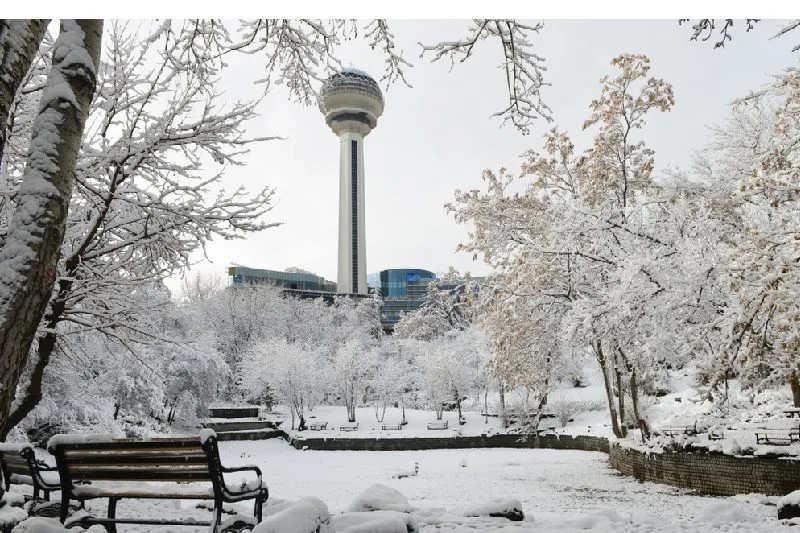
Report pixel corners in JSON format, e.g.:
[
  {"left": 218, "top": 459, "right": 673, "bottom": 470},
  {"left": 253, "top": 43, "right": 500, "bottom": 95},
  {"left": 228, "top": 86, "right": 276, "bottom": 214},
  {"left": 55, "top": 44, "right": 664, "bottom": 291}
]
[
  {"left": 203, "top": 420, "right": 279, "bottom": 432},
  {"left": 209, "top": 407, "right": 260, "bottom": 419},
  {"left": 215, "top": 429, "right": 285, "bottom": 442}
]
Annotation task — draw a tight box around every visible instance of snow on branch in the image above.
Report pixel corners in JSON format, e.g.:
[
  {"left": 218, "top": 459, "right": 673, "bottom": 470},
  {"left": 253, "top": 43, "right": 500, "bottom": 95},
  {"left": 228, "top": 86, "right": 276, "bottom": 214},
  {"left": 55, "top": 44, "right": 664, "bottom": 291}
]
[
  {"left": 420, "top": 19, "right": 551, "bottom": 133},
  {"left": 679, "top": 19, "right": 760, "bottom": 49},
  {"left": 363, "top": 20, "right": 413, "bottom": 89}
]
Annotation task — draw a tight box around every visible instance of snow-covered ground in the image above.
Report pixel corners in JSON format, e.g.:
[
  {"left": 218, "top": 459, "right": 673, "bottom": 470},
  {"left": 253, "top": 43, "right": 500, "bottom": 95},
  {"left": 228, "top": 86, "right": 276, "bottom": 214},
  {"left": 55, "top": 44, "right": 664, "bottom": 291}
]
[{"left": 6, "top": 438, "right": 793, "bottom": 532}]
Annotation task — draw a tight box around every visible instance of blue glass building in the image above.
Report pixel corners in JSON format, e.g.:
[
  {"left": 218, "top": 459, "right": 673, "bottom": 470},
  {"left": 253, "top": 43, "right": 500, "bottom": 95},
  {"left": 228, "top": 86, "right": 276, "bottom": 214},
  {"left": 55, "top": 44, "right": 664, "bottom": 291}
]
[{"left": 372, "top": 268, "right": 436, "bottom": 327}]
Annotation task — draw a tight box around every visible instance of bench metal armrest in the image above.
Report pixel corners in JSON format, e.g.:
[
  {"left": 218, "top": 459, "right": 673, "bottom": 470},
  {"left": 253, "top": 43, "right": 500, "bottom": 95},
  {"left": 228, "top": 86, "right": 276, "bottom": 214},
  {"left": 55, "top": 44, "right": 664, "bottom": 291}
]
[{"left": 222, "top": 465, "right": 263, "bottom": 480}]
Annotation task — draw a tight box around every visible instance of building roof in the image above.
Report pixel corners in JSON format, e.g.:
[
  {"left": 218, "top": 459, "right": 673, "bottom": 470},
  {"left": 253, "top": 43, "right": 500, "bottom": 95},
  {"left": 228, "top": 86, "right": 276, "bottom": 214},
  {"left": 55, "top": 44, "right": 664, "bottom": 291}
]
[{"left": 320, "top": 69, "right": 384, "bottom": 104}]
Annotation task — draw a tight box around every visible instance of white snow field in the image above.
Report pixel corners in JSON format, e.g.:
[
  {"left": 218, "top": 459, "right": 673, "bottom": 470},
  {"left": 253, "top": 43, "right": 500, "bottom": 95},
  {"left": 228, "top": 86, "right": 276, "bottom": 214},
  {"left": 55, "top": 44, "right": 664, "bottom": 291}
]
[{"left": 12, "top": 438, "right": 792, "bottom": 533}]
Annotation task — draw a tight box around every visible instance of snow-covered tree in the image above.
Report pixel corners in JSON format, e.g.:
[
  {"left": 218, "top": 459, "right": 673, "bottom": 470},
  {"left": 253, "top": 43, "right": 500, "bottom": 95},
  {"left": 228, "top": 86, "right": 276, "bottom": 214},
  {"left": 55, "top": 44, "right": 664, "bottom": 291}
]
[
  {"left": 368, "top": 342, "right": 413, "bottom": 423},
  {"left": 449, "top": 54, "right": 679, "bottom": 439},
  {"left": 331, "top": 339, "right": 376, "bottom": 423},
  {"left": 0, "top": 20, "right": 102, "bottom": 440},
  {"left": 695, "top": 69, "right": 800, "bottom": 405},
  {"left": 394, "top": 274, "right": 477, "bottom": 342},
  {"left": 241, "top": 339, "right": 320, "bottom": 430}
]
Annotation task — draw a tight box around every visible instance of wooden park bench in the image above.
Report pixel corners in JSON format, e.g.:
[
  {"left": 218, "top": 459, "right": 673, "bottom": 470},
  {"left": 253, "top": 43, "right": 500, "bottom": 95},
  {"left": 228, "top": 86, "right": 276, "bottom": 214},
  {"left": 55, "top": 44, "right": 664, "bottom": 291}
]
[
  {"left": 427, "top": 421, "right": 448, "bottom": 430},
  {"left": 660, "top": 419, "right": 699, "bottom": 437},
  {"left": 0, "top": 442, "right": 63, "bottom": 515},
  {"left": 381, "top": 424, "right": 403, "bottom": 431},
  {"left": 754, "top": 418, "right": 800, "bottom": 446},
  {"left": 308, "top": 421, "right": 328, "bottom": 431},
  {"left": 339, "top": 422, "right": 359, "bottom": 432},
  {"left": 47, "top": 431, "right": 268, "bottom": 533}
]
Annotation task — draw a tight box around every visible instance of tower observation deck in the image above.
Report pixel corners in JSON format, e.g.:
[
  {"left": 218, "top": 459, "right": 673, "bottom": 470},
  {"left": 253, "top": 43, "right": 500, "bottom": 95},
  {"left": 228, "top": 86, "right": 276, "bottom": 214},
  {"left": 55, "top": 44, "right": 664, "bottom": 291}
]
[{"left": 319, "top": 68, "right": 385, "bottom": 295}]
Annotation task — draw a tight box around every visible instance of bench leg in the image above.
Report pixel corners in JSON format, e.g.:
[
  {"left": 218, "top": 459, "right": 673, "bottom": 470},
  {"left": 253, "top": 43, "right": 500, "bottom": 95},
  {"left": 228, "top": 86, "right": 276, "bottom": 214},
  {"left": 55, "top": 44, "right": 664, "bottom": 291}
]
[
  {"left": 59, "top": 492, "right": 70, "bottom": 523},
  {"left": 255, "top": 497, "right": 263, "bottom": 522},
  {"left": 211, "top": 497, "right": 223, "bottom": 533},
  {"left": 106, "top": 497, "right": 119, "bottom": 533}
]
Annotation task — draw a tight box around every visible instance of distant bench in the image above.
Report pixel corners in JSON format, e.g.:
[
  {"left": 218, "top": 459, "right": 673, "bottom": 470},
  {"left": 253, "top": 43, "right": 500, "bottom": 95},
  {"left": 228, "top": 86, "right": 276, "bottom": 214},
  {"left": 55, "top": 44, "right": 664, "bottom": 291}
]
[
  {"left": 340, "top": 422, "right": 359, "bottom": 432},
  {"left": 308, "top": 421, "right": 328, "bottom": 431},
  {"left": 660, "top": 419, "right": 699, "bottom": 437},
  {"left": 427, "top": 421, "right": 448, "bottom": 430},
  {"left": 382, "top": 424, "right": 403, "bottom": 431},
  {"left": 755, "top": 418, "right": 800, "bottom": 446}
]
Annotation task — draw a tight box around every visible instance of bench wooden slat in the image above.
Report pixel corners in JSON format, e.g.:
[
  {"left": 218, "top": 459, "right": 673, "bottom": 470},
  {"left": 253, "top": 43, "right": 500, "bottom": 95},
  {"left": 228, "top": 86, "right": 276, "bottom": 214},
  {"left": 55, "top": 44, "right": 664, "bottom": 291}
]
[
  {"left": 66, "top": 472, "right": 212, "bottom": 482},
  {"left": 4, "top": 464, "right": 31, "bottom": 476},
  {"left": 56, "top": 440, "right": 202, "bottom": 451},
  {"left": 68, "top": 463, "right": 210, "bottom": 472},
  {"left": 72, "top": 487, "right": 214, "bottom": 500},
  {"left": 64, "top": 455, "right": 208, "bottom": 465},
  {"left": 64, "top": 448, "right": 205, "bottom": 457}
]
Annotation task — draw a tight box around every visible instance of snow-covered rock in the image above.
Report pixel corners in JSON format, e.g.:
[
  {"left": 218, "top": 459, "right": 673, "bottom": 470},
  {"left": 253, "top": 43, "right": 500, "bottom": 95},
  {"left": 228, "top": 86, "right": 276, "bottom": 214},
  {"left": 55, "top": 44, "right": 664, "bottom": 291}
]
[
  {"left": 349, "top": 484, "right": 412, "bottom": 513},
  {"left": 697, "top": 501, "right": 754, "bottom": 524},
  {"left": 778, "top": 490, "right": 800, "bottom": 519},
  {"left": 333, "top": 510, "right": 418, "bottom": 533},
  {"left": 9, "top": 518, "right": 69, "bottom": 533},
  {"left": 463, "top": 498, "right": 524, "bottom": 521},
  {"left": 252, "top": 497, "right": 331, "bottom": 533}
]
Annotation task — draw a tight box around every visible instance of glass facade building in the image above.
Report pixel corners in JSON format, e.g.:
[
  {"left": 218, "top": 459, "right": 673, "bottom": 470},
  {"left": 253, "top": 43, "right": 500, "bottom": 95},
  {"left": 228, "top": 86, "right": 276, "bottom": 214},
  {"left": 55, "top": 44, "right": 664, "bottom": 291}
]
[
  {"left": 228, "top": 266, "right": 336, "bottom": 292},
  {"left": 372, "top": 268, "right": 436, "bottom": 327},
  {"left": 377, "top": 269, "right": 436, "bottom": 298}
]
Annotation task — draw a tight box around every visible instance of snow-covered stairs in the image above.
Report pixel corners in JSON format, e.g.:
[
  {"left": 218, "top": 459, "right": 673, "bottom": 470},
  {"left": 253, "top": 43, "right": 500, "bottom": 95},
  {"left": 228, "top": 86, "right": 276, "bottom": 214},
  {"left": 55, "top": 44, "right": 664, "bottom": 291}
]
[{"left": 202, "top": 406, "right": 284, "bottom": 441}]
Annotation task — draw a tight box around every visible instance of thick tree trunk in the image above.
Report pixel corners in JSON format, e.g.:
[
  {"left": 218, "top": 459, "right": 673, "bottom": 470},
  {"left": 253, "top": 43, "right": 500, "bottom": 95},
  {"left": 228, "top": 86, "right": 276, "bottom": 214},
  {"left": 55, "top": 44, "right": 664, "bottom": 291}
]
[
  {"left": 0, "top": 20, "right": 49, "bottom": 164},
  {"left": 615, "top": 367, "right": 627, "bottom": 437},
  {"left": 483, "top": 390, "right": 489, "bottom": 424},
  {"left": 594, "top": 340, "right": 624, "bottom": 438},
  {"left": 629, "top": 370, "right": 650, "bottom": 440},
  {"left": 791, "top": 372, "right": 800, "bottom": 408},
  {"left": 617, "top": 346, "right": 649, "bottom": 440},
  {"left": 0, "top": 20, "right": 102, "bottom": 440},
  {"left": 499, "top": 380, "right": 507, "bottom": 428}
]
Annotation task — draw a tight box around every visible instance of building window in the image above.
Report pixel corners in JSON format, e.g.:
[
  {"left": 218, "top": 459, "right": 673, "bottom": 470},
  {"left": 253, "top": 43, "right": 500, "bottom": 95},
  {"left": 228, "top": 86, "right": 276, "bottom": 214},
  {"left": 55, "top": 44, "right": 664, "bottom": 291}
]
[{"left": 351, "top": 139, "right": 358, "bottom": 292}]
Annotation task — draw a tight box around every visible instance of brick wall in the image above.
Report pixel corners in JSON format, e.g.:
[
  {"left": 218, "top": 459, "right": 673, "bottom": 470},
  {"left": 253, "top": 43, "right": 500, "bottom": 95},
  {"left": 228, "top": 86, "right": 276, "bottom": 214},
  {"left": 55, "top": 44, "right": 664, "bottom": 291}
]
[
  {"left": 608, "top": 443, "right": 800, "bottom": 496},
  {"left": 289, "top": 433, "right": 609, "bottom": 453}
]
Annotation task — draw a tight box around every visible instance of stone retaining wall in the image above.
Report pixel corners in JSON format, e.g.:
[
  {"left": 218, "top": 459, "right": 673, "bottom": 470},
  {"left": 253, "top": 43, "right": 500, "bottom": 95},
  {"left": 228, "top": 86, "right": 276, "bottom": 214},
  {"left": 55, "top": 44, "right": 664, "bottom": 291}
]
[
  {"left": 289, "top": 433, "right": 609, "bottom": 453},
  {"left": 608, "top": 443, "right": 800, "bottom": 496}
]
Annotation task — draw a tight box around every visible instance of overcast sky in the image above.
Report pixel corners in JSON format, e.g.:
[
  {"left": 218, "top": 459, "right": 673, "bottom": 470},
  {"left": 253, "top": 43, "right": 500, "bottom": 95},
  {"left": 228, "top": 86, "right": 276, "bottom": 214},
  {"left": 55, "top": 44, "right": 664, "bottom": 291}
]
[{"left": 174, "top": 19, "right": 797, "bottom": 289}]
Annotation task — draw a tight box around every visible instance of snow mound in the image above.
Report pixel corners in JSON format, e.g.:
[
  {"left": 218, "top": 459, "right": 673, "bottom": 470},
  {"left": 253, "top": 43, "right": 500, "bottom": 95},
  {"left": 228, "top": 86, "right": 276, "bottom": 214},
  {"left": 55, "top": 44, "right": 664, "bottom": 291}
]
[
  {"left": 333, "top": 511, "right": 418, "bottom": 533},
  {"left": 349, "top": 484, "right": 412, "bottom": 513},
  {"left": 463, "top": 498, "right": 524, "bottom": 521},
  {"left": 697, "top": 501, "right": 754, "bottom": 523},
  {"left": 575, "top": 508, "right": 627, "bottom": 529},
  {"left": 9, "top": 518, "right": 68, "bottom": 533},
  {"left": 252, "top": 497, "right": 331, "bottom": 533}
]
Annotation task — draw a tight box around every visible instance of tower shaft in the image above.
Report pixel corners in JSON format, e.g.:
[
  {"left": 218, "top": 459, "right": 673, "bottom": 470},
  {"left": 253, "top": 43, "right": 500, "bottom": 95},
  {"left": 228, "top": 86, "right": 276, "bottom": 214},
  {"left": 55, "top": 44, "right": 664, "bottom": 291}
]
[{"left": 337, "top": 131, "right": 367, "bottom": 294}]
